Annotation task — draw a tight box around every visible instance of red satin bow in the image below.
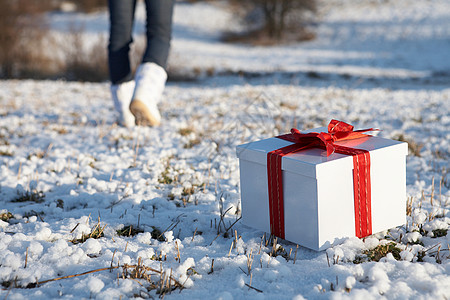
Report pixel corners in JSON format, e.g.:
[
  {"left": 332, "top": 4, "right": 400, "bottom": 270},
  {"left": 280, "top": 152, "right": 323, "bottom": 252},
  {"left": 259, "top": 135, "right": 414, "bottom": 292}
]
[
  {"left": 282, "top": 119, "right": 377, "bottom": 156},
  {"left": 268, "top": 120, "right": 377, "bottom": 240}
]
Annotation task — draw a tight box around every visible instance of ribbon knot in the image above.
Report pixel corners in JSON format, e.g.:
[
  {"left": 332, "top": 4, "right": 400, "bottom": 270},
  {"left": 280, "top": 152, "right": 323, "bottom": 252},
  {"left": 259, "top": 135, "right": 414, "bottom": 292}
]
[{"left": 285, "top": 120, "right": 376, "bottom": 156}]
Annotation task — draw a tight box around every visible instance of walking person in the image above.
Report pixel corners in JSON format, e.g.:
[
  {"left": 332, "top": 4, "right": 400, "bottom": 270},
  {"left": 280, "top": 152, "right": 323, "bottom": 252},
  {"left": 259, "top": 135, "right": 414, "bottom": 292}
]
[{"left": 108, "top": 0, "right": 174, "bottom": 127}]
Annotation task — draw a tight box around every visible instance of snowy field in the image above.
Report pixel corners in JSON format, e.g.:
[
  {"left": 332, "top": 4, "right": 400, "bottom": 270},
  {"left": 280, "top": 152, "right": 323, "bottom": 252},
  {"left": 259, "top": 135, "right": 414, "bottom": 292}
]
[{"left": 1, "top": 0, "right": 450, "bottom": 299}]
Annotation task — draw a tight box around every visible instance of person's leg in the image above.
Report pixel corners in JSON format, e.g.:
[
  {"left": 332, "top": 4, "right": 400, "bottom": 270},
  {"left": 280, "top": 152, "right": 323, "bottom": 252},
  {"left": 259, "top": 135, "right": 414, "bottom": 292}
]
[
  {"left": 142, "top": 0, "right": 174, "bottom": 69},
  {"left": 129, "top": 0, "right": 174, "bottom": 126},
  {"left": 108, "top": 0, "right": 137, "bottom": 127},
  {"left": 108, "top": 0, "right": 137, "bottom": 85}
]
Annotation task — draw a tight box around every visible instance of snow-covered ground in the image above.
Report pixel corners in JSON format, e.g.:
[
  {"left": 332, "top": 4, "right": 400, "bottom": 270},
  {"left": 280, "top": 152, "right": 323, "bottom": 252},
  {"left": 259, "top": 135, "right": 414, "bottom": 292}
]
[{"left": 1, "top": 0, "right": 449, "bottom": 299}]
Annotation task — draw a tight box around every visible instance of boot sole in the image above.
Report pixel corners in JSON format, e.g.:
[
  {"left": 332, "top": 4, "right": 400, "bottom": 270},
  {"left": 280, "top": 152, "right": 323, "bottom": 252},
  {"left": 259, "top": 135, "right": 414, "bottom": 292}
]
[{"left": 129, "top": 99, "right": 161, "bottom": 127}]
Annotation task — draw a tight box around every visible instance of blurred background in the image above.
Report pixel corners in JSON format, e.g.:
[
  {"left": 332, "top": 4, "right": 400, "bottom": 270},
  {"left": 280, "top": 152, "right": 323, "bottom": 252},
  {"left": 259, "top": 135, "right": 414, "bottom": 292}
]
[{"left": 0, "top": 0, "right": 317, "bottom": 82}]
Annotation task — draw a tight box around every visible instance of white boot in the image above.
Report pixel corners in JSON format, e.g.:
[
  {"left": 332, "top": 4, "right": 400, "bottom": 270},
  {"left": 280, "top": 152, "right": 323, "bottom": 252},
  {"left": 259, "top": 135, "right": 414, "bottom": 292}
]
[
  {"left": 111, "top": 80, "right": 136, "bottom": 127},
  {"left": 129, "top": 62, "right": 167, "bottom": 126}
]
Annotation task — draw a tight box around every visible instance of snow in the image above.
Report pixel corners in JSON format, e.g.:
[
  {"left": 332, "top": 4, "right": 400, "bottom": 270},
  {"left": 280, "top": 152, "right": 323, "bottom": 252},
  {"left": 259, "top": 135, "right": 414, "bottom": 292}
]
[
  {"left": 1, "top": 0, "right": 450, "bottom": 299},
  {"left": 87, "top": 277, "right": 105, "bottom": 294}
]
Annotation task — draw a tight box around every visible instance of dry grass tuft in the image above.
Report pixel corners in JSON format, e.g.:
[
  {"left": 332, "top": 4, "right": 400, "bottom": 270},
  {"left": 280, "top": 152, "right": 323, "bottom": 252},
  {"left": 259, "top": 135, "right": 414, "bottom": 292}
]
[
  {"left": 222, "top": 27, "right": 316, "bottom": 46},
  {"left": 12, "top": 190, "right": 45, "bottom": 203},
  {"left": 123, "top": 258, "right": 185, "bottom": 296},
  {"left": 178, "top": 127, "right": 195, "bottom": 136},
  {"left": 19, "top": 259, "right": 187, "bottom": 297},
  {"left": 117, "top": 225, "right": 144, "bottom": 237},
  {"left": 76, "top": 0, "right": 107, "bottom": 13},
  {"left": 184, "top": 137, "right": 202, "bottom": 149},
  {"left": 0, "top": 211, "right": 14, "bottom": 222},
  {"left": 406, "top": 196, "right": 413, "bottom": 217},
  {"left": 392, "top": 134, "right": 423, "bottom": 157},
  {"left": 70, "top": 220, "right": 106, "bottom": 244},
  {"left": 0, "top": 1, "right": 111, "bottom": 81},
  {"left": 63, "top": 27, "right": 109, "bottom": 82},
  {"left": 0, "top": 0, "right": 51, "bottom": 78},
  {"left": 150, "top": 226, "right": 166, "bottom": 242},
  {"left": 0, "top": 149, "right": 14, "bottom": 157},
  {"left": 432, "top": 229, "right": 448, "bottom": 238}
]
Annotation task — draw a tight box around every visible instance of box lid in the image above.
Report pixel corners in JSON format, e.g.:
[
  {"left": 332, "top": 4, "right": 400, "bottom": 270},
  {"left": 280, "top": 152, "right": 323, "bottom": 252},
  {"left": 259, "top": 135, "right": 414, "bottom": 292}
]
[{"left": 236, "top": 127, "right": 408, "bottom": 178}]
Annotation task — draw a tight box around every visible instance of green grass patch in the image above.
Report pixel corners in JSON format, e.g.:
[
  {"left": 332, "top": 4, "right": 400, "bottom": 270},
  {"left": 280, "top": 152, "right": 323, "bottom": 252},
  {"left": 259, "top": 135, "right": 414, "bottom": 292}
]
[
  {"left": 365, "top": 242, "right": 402, "bottom": 262},
  {"left": 158, "top": 162, "right": 174, "bottom": 184},
  {"left": 353, "top": 242, "right": 403, "bottom": 264}
]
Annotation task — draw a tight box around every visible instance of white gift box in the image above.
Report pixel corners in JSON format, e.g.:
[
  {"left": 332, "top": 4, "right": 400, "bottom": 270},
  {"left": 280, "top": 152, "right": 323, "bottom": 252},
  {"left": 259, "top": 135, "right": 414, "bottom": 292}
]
[{"left": 236, "top": 126, "right": 408, "bottom": 251}]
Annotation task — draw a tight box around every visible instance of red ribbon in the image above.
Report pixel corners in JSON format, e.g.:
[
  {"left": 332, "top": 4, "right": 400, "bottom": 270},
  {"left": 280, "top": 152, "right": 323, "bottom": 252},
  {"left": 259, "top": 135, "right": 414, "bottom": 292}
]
[{"left": 267, "top": 120, "right": 376, "bottom": 240}]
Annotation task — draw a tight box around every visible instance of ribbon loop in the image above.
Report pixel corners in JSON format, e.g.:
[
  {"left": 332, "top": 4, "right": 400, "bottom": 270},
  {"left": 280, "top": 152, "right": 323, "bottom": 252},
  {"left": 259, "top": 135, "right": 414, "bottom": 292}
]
[{"left": 328, "top": 119, "right": 354, "bottom": 134}]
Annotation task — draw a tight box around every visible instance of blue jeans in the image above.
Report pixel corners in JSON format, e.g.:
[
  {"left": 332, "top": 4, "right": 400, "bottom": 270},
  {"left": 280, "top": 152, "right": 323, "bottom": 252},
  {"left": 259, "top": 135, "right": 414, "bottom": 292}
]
[{"left": 108, "top": 0, "right": 174, "bottom": 84}]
